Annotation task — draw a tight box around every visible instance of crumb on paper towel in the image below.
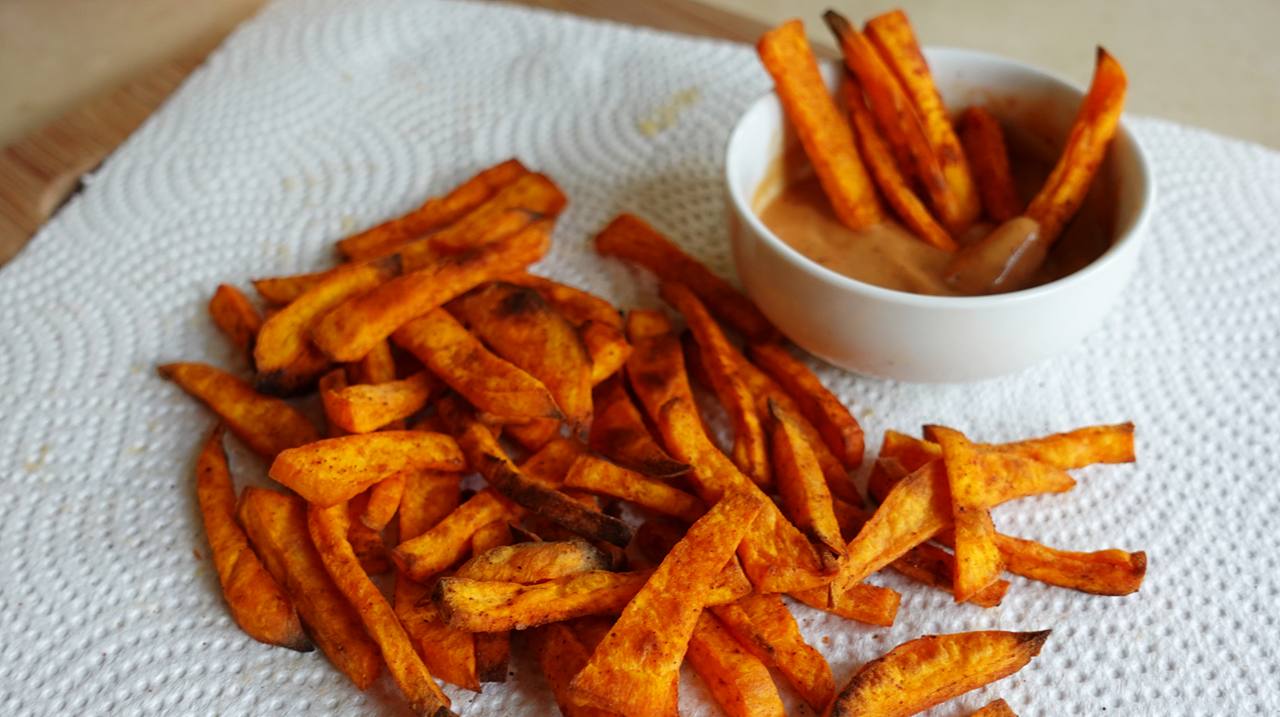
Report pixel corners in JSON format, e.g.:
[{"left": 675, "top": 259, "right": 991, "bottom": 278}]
[
  {"left": 638, "top": 87, "right": 702, "bottom": 137},
  {"left": 23, "top": 444, "right": 51, "bottom": 473}
]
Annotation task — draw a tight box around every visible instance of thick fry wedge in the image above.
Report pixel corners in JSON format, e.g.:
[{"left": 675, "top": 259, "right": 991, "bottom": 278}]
[
  {"left": 158, "top": 362, "right": 319, "bottom": 458},
  {"left": 662, "top": 281, "right": 770, "bottom": 487},
  {"left": 393, "top": 308, "right": 561, "bottom": 422},
  {"left": 308, "top": 503, "right": 454, "bottom": 717},
  {"left": 322, "top": 371, "right": 437, "bottom": 434},
  {"left": 866, "top": 9, "right": 981, "bottom": 231},
  {"left": 927, "top": 425, "right": 1004, "bottom": 602},
  {"left": 1025, "top": 48, "right": 1127, "bottom": 245},
  {"left": 985, "top": 422, "right": 1135, "bottom": 469},
  {"left": 337, "top": 159, "right": 529, "bottom": 260},
  {"left": 350, "top": 337, "right": 399, "bottom": 384},
  {"left": 393, "top": 488, "right": 517, "bottom": 582},
  {"left": 958, "top": 106, "right": 1022, "bottom": 222},
  {"left": 769, "top": 400, "right": 845, "bottom": 567},
  {"left": 252, "top": 269, "right": 327, "bottom": 305},
  {"left": 195, "top": 428, "right": 309, "bottom": 651},
  {"left": 757, "top": 20, "right": 883, "bottom": 230},
  {"left": 569, "top": 491, "right": 765, "bottom": 717},
  {"left": 842, "top": 76, "right": 957, "bottom": 251},
  {"left": 564, "top": 454, "right": 706, "bottom": 523},
  {"left": 313, "top": 219, "right": 552, "bottom": 362},
  {"left": 502, "top": 272, "right": 623, "bottom": 328},
  {"left": 238, "top": 487, "right": 381, "bottom": 686},
  {"left": 254, "top": 256, "right": 401, "bottom": 386},
  {"left": 454, "top": 282, "right": 593, "bottom": 429},
  {"left": 456, "top": 539, "right": 610, "bottom": 583},
  {"left": 589, "top": 375, "right": 688, "bottom": 477},
  {"left": 749, "top": 341, "right": 865, "bottom": 471},
  {"left": 790, "top": 579, "right": 901, "bottom": 627},
  {"left": 530, "top": 623, "right": 617, "bottom": 717},
  {"left": 827, "top": 630, "right": 1050, "bottom": 717},
  {"left": 969, "top": 699, "right": 1018, "bottom": 717},
  {"left": 596, "top": 214, "right": 776, "bottom": 341},
  {"left": 425, "top": 173, "right": 566, "bottom": 253},
  {"left": 712, "top": 593, "right": 834, "bottom": 711},
  {"left": 317, "top": 368, "right": 350, "bottom": 437},
  {"left": 346, "top": 490, "right": 392, "bottom": 575},
  {"left": 268, "top": 431, "right": 464, "bottom": 507},
  {"left": 687, "top": 611, "right": 786, "bottom": 717},
  {"left": 209, "top": 284, "right": 262, "bottom": 354},
  {"left": 361, "top": 472, "right": 406, "bottom": 531}
]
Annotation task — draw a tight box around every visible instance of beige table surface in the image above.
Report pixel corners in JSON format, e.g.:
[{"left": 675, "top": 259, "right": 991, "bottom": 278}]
[{"left": 2, "top": 0, "right": 1278, "bottom": 150}]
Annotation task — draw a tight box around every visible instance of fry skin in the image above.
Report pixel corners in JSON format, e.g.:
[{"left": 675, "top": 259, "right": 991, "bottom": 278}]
[
  {"left": 208, "top": 284, "right": 262, "bottom": 354},
  {"left": 195, "top": 428, "right": 309, "bottom": 651},
  {"left": 158, "top": 362, "right": 319, "bottom": 458},
  {"left": 826, "top": 630, "right": 1050, "bottom": 717},
  {"left": 984, "top": 422, "right": 1135, "bottom": 469},
  {"left": 393, "top": 488, "right": 517, "bottom": 582},
  {"left": 569, "top": 491, "right": 766, "bottom": 717},
  {"left": 237, "top": 487, "right": 381, "bottom": 686},
  {"left": 268, "top": 431, "right": 465, "bottom": 507},
  {"left": 958, "top": 106, "right": 1022, "bottom": 222},
  {"left": 687, "top": 611, "right": 786, "bottom": 717},
  {"left": 308, "top": 503, "right": 454, "bottom": 717},
  {"left": 769, "top": 400, "right": 845, "bottom": 567},
  {"left": 589, "top": 375, "right": 688, "bottom": 477},
  {"left": 322, "top": 371, "right": 437, "bottom": 434},
  {"left": 1025, "top": 48, "right": 1127, "bottom": 246},
  {"left": 564, "top": 453, "right": 706, "bottom": 523},
  {"left": 757, "top": 19, "right": 883, "bottom": 230},
  {"left": 927, "top": 425, "right": 1004, "bottom": 603},
  {"left": 455, "top": 539, "right": 611, "bottom": 583},
  {"left": 596, "top": 214, "right": 776, "bottom": 341},
  {"left": 252, "top": 269, "right": 327, "bottom": 305},
  {"left": 712, "top": 592, "right": 834, "bottom": 711}
]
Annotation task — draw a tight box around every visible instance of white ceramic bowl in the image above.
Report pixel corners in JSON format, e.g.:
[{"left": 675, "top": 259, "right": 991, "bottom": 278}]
[{"left": 725, "top": 49, "right": 1154, "bottom": 383}]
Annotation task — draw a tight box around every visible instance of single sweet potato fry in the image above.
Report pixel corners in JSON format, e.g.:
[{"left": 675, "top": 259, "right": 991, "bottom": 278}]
[
  {"left": 361, "top": 472, "right": 406, "bottom": 531},
  {"left": 1026, "top": 48, "right": 1127, "bottom": 245},
  {"left": 322, "top": 371, "right": 437, "bottom": 434},
  {"left": 208, "top": 284, "right": 262, "bottom": 354},
  {"left": 990, "top": 532, "right": 1145, "bottom": 596},
  {"left": 662, "top": 281, "right": 770, "bottom": 487},
  {"left": 158, "top": 362, "right": 319, "bottom": 458},
  {"left": 501, "top": 272, "right": 623, "bottom": 329},
  {"left": 985, "top": 422, "right": 1135, "bottom": 469},
  {"left": 393, "top": 308, "right": 561, "bottom": 423},
  {"left": 842, "top": 76, "right": 957, "bottom": 251},
  {"left": 596, "top": 214, "right": 777, "bottom": 341},
  {"left": 238, "top": 487, "right": 381, "bottom": 686},
  {"left": 456, "top": 539, "right": 610, "bottom": 583},
  {"left": 337, "top": 159, "right": 529, "bottom": 260},
  {"left": 749, "top": 341, "right": 865, "bottom": 470},
  {"left": 712, "top": 592, "right": 834, "bottom": 711},
  {"left": 791, "top": 579, "right": 901, "bottom": 628},
  {"left": 624, "top": 310, "right": 697, "bottom": 425},
  {"left": 866, "top": 9, "right": 982, "bottom": 231},
  {"left": 425, "top": 172, "right": 566, "bottom": 252},
  {"left": 927, "top": 425, "right": 1004, "bottom": 603},
  {"left": 454, "top": 282, "right": 593, "bottom": 429},
  {"left": 317, "top": 368, "right": 350, "bottom": 437},
  {"left": 958, "top": 106, "right": 1022, "bottom": 222},
  {"left": 466, "top": 521, "right": 513, "bottom": 683},
  {"left": 827, "top": 630, "right": 1050, "bottom": 717},
  {"left": 346, "top": 491, "right": 392, "bottom": 575},
  {"left": 313, "top": 219, "right": 552, "bottom": 362},
  {"left": 589, "top": 375, "right": 687, "bottom": 477},
  {"left": 269, "top": 431, "right": 463, "bottom": 507},
  {"left": 687, "top": 611, "right": 786, "bottom": 717},
  {"left": 195, "top": 428, "right": 309, "bottom": 651},
  {"left": 529, "top": 623, "right": 618, "bottom": 717},
  {"left": 252, "top": 270, "right": 327, "bottom": 305},
  {"left": 564, "top": 454, "right": 706, "bottom": 523},
  {"left": 757, "top": 20, "right": 883, "bottom": 230},
  {"left": 393, "top": 488, "right": 517, "bottom": 582},
  {"left": 308, "top": 503, "right": 454, "bottom": 716},
  {"left": 519, "top": 437, "right": 587, "bottom": 486},
  {"left": 769, "top": 400, "right": 845, "bottom": 567},
  {"left": 569, "top": 491, "right": 765, "bottom": 717},
  {"left": 350, "top": 337, "right": 399, "bottom": 384},
  {"left": 503, "top": 418, "right": 562, "bottom": 451},
  {"left": 969, "top": 698, "right": 1018, "bottom": 717},
  {"left": 887, "top": 541, "right": 1009, "bottom": 608}
]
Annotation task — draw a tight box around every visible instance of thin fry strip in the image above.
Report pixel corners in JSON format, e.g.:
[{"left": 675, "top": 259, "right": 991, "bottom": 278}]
[
  {"left": 589, "top": 375, "right": 688, "bottom": 477},
  {"left": 959, "top": 106, "right": 1022, "bottom": 222},
  {"left": 208, "top": 284, "right": 262, "bottom": 354},
  {"left": 346, "top": 490, "right": 391, "bottom": 575},
  {"left": 711, "top": 593, "right": 834, "bottom": 711},
  {"left": 596, "top": 215, "right": 777, "bottom": 341},
  {"left": 563, "top": 454, "right": 706, "bottom": 523},
  {"left": 467, "top": 521, "right": 513, "bottom": 684},
  {"left": 624, "top": 310, "right": 698, "bottom": 426},
  {"left": 934, "top": 530, "right": 1147, "bottom": 596},
  {"left": 322, "top": 371, "right": 437, "bottom": 434},
  {"left": 158, "top": 362, "right": 319, "bottom": 458},
  {"left": 350, "top": 337, "right": 398, "bottom": 384},
  {"left": 768, "top": 400, "right": 845, "bottom": 567},
  {"left": 927, "top": 425, "right": 1004, "bottom": 602},
  {"left": 985, "top": 422, "right": 1135, "bottom": 469},
  {"left": 393, "top": 488, "right": 517, "bottom": 582},
  {"left": 888, "top": 541, "right": 1009, "bottom": 608},
  {"left": 252, "top": 270, "right": 327, "bottom": 305},
  {"left": 756, "top": 19, "right": 883, "bottom": 230},
  {"left": 687, "top": 611, "right": 786, "bottom": 717},
  {"left": 425, "top": 172, "right": 567, "bottom": 253},
  {"left": 1025, "top": 48, "right": 1128, "bottom": 245},
  {"left": 268, "top": 431, "right": 465, "bottom": 507},
  {"left": 361, "top": 473, "right": 406, "bottom": 531},
  {"left": 308, "top": 503, "right": 454, "bottom": 716}
]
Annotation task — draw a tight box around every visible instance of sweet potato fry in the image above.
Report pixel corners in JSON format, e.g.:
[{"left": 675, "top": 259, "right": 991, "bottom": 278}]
[
  {"left": 596, "top": 215, "right": 777, "bottom": 341},
  {"left": 158, "top": 362, "right": 319, "bottom": 458},
  {"left": 268, "top": 431, "right": 464, "bottom": 507},
  {"left": 393, "top": 488, "right": 517, "bottom": 582},
  {"left": 687, "top": 611, "right": 786, "bottom": 717},
  {"left": 987, "top": 532, "right": 1145, "bottom": 595},
  {"left": 748, "top": 341, "right": 865, "bottom": 470},
  {"left": 519, "top": 437, "right": 587, "bottom": 486},
  {"left": 454, "top": 282, "right": 592, "bottom": 429},
  {"left": 350, "top": 337, "right": 398, "bottom": 384},
  {"left": 322, "top": 371, "right": 437, "bottom": 434},
  {"left": 238, "top": 487, "right": 381, "bottom": 686},
  {"left": 564, "top": 454, "right": 706, "bottom": 523},
  {"left": 769, "top": 400, "right": 845, "bottom": 566},
  {"left": 361, "top": 472, "right": 406, "bottom": 531},
  {"left": 827, "top": 630, "right": 1050, "bottom": 717},
  {"left": 842, "top": 76, "right": 957, "bottom": 251},
  {"left": 504, "top": 418, "right": 563, "bottom": 451},
  {"left": 569, "top": 491, "right": 765, "bottom": 717},
  {"left": 208, "top": 284, "right": 262, "bottom": 354},
  {"left": 927, "top": 425, "right": 1004, "bottom": 602},
  {"left": 195, "top": 428, "right": 309, "bottom": 651},
  {"left": 712, "top": 593, "right": 834, "bottom": 711},
  {"left": 1025, "top": 48, "right": 1127, "bottom": 246},
  {"left": 308, "top": 503, "right": 454, "bottom": 716},
  {"left": 529, "top": 623, "right": 617, "bottom": 717},
  {"left": 252, "top": 269, "right": 327, "bottom": 305},
  {"left": 969, "top": 698, "right": 1018, "bottom": 717},
  {"left": 393, "top": 308, "right": 561, "bottom": 423},
  {"left": 866, "top": 9, "right": 982, "bottom": 230},
  {"left": 395, "top": 206, "right": 547, "bottom": 271},
  {"left": 346, "top": 491, "right": 391, "bottom": 575},
  {"left": 424, "top": 172, "right": 566, "bottom": 251},
  {"left": 589, "top": 375, "right": 688, "bottom": 477},
  {"left": 580, "top": 321, "right": 632, "bottom": 385},
  {"left": 337, "top": 159, "right": 529, "bottom": 260},
  {"left": 756, "top": 20, "right": 883, "bottom": 231},
  {"left": 658, "top": 397, "right": 829, "bottom": 593},
  {"left": 456, "top": 539, "right": 610, "bottom": 583},
  {"left": 313, "top": 219, "right": 552, "bottom": 362},
  {"left": 624, "top": 310, "right": 697, "bottom": 425},
  {"left": 886, "top": 541, "right": 1009, "bottom": 608},
  {"left": 958, "top": 106, "right": 1021, "bottom": 222},
  {"left": 467, "top": 521, "right": 513, "bottom": 683},
  {"left": 317, "top": 368, "right": 350, "bottom": 437},
  {"left": 791, "top": 579, "right": 901, "bottom": 628},
  {"left": 502, "top": 272, "right": 622, "bottom": 329},
  {"left": 662, "top": 281, "right": 769, "bottom": 487},
  {"left": 985, "top": 422, "right": 1135, "bottom": 469}
]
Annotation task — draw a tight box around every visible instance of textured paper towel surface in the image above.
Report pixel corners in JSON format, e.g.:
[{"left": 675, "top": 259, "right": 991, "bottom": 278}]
[{"left": 1, "top": 0, "right": 1278, "bottom": 714}]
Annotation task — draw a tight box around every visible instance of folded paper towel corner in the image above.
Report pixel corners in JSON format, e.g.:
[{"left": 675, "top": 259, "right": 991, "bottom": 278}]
[{"left": 1, "top": 0, "right": 1278, "bottom": 714}]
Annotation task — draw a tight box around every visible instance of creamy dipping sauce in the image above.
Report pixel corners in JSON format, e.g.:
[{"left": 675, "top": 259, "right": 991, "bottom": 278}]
[{"left": 753, "top": 125, "right": 1116, "bottom": 296}]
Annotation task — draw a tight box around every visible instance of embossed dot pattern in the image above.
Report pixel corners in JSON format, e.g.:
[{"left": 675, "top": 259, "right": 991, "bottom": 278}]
[{"left": 0, "top": 0, "right": 1277, "bottom": 714}]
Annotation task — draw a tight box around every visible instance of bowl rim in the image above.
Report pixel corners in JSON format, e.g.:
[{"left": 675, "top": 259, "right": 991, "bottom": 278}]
[{"left": 724, "top": 46, "right": 1156, "bottom": 310}]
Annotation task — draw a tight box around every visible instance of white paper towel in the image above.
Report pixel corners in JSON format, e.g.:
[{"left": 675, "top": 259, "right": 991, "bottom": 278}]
[{"left": 1, "top": 0, "right": 1277, "bottom": 714}]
